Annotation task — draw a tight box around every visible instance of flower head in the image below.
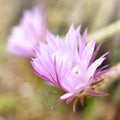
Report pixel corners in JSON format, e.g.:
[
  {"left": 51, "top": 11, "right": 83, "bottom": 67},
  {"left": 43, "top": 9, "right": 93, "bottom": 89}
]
[
  {"left": 7, "top": 5, "right": 47, "bottom": 58},
  {"left": 32, "top": 25, "right": 109, "bottom": 112}
]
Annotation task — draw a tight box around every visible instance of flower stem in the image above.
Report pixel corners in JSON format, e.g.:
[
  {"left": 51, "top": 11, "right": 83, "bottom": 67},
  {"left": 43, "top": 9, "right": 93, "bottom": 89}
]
[{"left": 87, "top": 20, "right": 120, "bottom": 43}]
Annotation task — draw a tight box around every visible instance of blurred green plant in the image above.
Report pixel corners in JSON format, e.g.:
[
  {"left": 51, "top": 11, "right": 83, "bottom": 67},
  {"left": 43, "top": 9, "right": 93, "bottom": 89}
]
[
  {"left": 87, "top": 20, "right": 120, "bottom": 43},
  {"left": 0, "top": 95, "right": 17, "bottom": 113}
]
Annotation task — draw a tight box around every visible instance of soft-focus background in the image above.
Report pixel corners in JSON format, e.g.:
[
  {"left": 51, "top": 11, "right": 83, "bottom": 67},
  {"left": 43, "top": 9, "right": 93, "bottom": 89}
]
[{"left": 0, "top": 0, "right": 120, "bottom": 120}]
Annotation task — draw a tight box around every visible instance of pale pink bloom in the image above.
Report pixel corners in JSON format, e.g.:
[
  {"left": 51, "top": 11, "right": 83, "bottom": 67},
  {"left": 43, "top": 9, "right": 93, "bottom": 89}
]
[
  {"left": 32, "top": 25, "right": 109, "bottom": 112},
  {"left": 7, "top": 5, "right": 46, "bottom": 57}
]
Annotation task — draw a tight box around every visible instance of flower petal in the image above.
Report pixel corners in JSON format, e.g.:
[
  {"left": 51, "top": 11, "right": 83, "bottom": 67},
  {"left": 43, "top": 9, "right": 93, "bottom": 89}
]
[
  {"left": 80, "top": 96, "right": 84, "bottom": 107},
  {"left": 89, "top": 42, "right": 102, "bottom": 65},
  {"left": 82, "top": 39, "right": 96, "bottom": 67},
  {"left": 87, "top": 57, "right": 106, "bottom": 84},
  {"left": 50, "top": 99, "right": 63, "bottom": 109},
  {"left": 66, "top": 96, "right": 74, "bottom": 104},
  {"left": 60, "top": 93, "right": 74, "bottom": 100},
  {"left": 87, "top": 89, "right": 109, "bottom": 96}
]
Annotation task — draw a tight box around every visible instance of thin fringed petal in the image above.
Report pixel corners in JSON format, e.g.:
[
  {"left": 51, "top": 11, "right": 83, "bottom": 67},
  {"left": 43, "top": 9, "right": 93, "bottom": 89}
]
[
  {"left": 89, "top": 42, "right": 102, "bottom": 65},
  {"left": 82, "top": 28, "right": 88, "bottom": 42},
  {"left": 97, "top": 65, "right": 109, "bottom": 71},
  {"left": 101, "top": 52, "right": 109, "bottom": 58},
  {"left": 50, "top": 99, "right": 63, "bottom": 109},
  {"left": 60, "top": 93, "right": 73, "bottom": 100},
  {"left": 54, "top": 56, "right": 60, "bottom": 86},
  {"left": 65, "top": 24, "right": 79, "bottom": 55},
  {"left": 80, "top": 96, "right": 84, "bottom": 107},
  {"left": 87, "top": 57, "right": 106, "bottom": 83},
  {"left": 94, "top": 69, "right": 110, "bottom": 79},
  {"left": 79, "top": 28, "right": 88, "bottom": 58},
  {"left": 66, "top": 96, "right": 74, "bottom": 104},
  {"left": 73, "top": 98, "right": 78, "bottom": 113},
  {"left": 82, "top": 39, "right": 96, "bottom": 67},
  {"left": 75, "top": 25, "right": 81, "bottom": 34},
  {"left": 75, "top": 84, "right": 85, "bottom": 91},
  {"left": 31, "top": 61, "right": 57, "bottom": 86},
  {"left": 75, "top": 25, "right": 82, "bottom": 41},
  {"left": 65, "top": 24, "right": 75, "bottom": 43},
  {"left": 87, "top": 89, "right": 109, "bottom": 96},
  {"left": 91, "top": 79, "right": 104, "bottom": 86}
]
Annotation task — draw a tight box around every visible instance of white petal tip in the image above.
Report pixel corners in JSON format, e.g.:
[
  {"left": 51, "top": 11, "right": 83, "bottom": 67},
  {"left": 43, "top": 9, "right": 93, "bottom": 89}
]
[{"left": 60, "top": 93, "right": 73, "bottom": 100}]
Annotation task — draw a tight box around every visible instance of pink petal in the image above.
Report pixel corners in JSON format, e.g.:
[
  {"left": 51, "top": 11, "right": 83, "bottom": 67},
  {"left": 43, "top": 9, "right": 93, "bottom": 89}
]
[
  {"left": 80, "top": 96, "right": 84, "bottom": 107},
  {"left": 66, "top": 96, "right": 74, "bottom": 104},
  {"left": 75, "top": 25, "right": 82, "bottom": 42},
  {"left": 87, "top": 89, "right": 109, "bottom": 96},
  {"left": 82, "top": 39, "right": 96, "bottom": 67},
  {"left": 31, "top": 62, "right": 56, "bottom": 85},
  {"left": 54, "top": 56, "right": 61, "bottom": 87},
  {"left": 60, "top": 93, "right": 73, "bottom": 100},
  {"left": 94, "top": 69, "right": 110, "bottom": 79},
  {"left": 101, "top": 52, "right": 109, "bottom": 58},
  {"left": 75, "top": 84, "right": 85, "bottom": 91},
  {"left": 87, "top": 57, "right": 106, "bottom": 83},
  {"left": 73, "top": 98, "right": 78, "bottom": 113},
  {"left": 50, "top": 99, "right": 63, "bottom": 109},
  {"left": 96, "top": 65, "right": 109, "bottom": 72},
  {"left": 91, "top": 79, "right": 104, "bottom": 86},
  {"left": 82, "top": 28, "right": 88, "bottom": 42},
  {"left": 89, "top": 43, "right": 102, "bottom": 65}
]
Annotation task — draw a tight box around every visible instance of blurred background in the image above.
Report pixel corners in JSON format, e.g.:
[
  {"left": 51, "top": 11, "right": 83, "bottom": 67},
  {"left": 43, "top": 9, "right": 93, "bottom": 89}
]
[{"left": 0, "top": 0, "right": 120, "bottom": 120}]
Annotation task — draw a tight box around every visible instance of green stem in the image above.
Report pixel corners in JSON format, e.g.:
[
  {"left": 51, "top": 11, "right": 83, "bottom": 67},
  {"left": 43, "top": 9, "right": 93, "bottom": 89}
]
[{"left": 87, "top": 20, "right": 120, "bottom": 43}]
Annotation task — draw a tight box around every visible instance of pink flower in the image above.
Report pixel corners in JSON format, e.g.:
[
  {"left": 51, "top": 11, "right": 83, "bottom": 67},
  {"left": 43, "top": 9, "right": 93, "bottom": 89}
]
[
  {"left": 7, "top": 5, "right": 46, "bottom": 58},
  {"left": 32, "top": 25, "right": 109, "bottom": 112}
]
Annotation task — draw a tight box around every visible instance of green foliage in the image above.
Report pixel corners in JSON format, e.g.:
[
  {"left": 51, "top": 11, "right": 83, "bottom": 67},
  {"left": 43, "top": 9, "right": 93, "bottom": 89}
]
[
  {"left": 82, "top": 97, "right": 97, "bottom": 118},
  {"left": 0, "top": 95, "right": 17, "bottom": 113}
]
